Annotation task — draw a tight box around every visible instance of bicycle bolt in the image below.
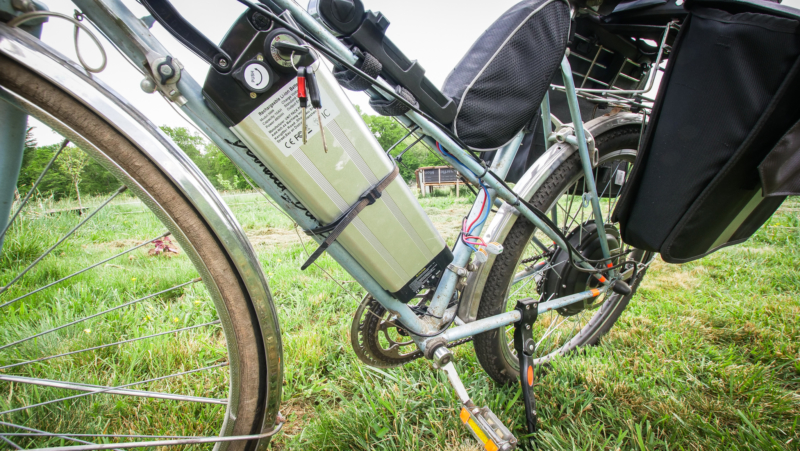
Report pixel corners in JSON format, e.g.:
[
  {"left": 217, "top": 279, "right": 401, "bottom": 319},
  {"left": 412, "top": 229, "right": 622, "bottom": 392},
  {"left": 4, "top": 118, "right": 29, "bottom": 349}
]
[
  {"left": 529, "top": 344, "right": 534, "bottom": 351},
  {"left": 250, "top": 92, "right": 257, "bottom": 99},
  {"left": 525, "top": 324, "right": 530, "bottom": 330},
  {"left": 169, "top": 90, "right": 177, "bottom": 96},
  {"left": 256, "top": 54, "right": 264, "bottom": 61},
  {"left": 219, "top": 58, "right": 228, "bottom": 68}
]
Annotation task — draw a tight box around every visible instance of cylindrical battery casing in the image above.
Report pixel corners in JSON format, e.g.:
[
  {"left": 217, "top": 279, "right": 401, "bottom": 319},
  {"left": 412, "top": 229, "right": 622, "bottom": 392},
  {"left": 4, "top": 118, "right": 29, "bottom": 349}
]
[{"left": 229, "top": 66, "right": 450, "bottom": 300}]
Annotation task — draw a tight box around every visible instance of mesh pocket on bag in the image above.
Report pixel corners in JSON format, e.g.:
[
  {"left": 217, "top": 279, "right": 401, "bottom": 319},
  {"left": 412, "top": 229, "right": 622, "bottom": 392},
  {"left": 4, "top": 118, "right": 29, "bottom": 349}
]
[{"left": 442, "top": 0, "right": 571, "bottom": 151}]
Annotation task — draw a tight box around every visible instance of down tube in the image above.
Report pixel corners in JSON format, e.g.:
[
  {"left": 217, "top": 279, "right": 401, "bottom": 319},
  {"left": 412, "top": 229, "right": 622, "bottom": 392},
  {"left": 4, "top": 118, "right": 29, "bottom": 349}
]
[{"left": 74, "top": 0, "right": 435, "bottom": 336}]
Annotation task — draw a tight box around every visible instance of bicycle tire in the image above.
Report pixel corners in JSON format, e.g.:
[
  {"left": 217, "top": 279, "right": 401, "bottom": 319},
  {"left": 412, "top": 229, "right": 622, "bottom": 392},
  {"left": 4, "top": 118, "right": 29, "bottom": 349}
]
[
  {"left": 0, "top": 55, "right": 269, "bottom": 450},
  {"left": 473, "top": 125, "right": 651, "bottom": 385}
]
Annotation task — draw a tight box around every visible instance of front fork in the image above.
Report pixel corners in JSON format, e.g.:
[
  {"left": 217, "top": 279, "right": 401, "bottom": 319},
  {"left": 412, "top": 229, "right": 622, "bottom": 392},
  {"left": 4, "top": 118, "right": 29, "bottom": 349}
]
[
  {"left": 0, "top": 3, "right": 46, "bottom": 254},
  {"left": 0, "top": 95, "right": 29, "bottom": 253}
]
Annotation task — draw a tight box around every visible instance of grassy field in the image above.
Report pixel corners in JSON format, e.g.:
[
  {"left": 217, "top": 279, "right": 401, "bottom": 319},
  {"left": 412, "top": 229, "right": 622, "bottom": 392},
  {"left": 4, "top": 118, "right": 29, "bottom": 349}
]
[{"left": 0, "top": 188, "right": 797, "bottom": 450}]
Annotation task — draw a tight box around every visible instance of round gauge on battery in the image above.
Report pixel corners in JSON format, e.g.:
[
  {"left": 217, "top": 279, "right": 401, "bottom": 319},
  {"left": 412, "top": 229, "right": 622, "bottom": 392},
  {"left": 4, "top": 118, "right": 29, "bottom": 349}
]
[{"left": 267, "top": 33, "right": 304, "bottom": 69}]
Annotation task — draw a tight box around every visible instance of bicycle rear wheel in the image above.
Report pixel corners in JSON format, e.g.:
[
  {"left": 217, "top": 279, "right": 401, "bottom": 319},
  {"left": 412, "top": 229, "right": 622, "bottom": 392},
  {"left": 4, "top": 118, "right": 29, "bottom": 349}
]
[
  {"left": 474, "top": 125, "right": 652, "bottom": 385},
  {"left": 0, "top": 54, "right": 275, "bottom": 449}
]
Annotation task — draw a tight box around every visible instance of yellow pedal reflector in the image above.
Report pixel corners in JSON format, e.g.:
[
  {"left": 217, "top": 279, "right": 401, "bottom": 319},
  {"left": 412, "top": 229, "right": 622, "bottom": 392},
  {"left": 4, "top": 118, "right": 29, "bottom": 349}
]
[
  {"left": 459, "top": 405, "right": 515, "bottom": 451},
  {"left": 460, "top": 407, "right": 471, "bottom": 424}
]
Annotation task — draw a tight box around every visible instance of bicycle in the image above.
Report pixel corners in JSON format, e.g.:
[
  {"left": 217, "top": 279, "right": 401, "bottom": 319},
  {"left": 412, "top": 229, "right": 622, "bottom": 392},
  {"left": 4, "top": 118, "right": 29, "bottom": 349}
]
[{"left": 0, "top": 0, "right": 795, "bottom": 449}]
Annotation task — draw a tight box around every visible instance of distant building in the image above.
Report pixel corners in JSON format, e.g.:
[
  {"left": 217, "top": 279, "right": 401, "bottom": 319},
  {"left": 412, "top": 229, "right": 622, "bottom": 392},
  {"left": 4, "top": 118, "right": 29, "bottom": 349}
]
[{"left": 415, "top": 166, "right": 463, "bottom": 196}]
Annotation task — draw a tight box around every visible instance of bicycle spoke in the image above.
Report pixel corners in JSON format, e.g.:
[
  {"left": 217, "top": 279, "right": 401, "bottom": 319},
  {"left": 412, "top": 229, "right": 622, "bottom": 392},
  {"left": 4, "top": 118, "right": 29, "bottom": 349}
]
[
  {"left": 0, "top": 435, "right": 21, "bottom": 450},
  {"left": 0, "top": 232, "right": 171, "bottom": 309},
  {"left": 0, "top": 427, "right": 282, "bottom": 451},
  {"left": 0, "top": 421, "right": 98, "bottom": 447},
  {"left": 562, "top": 183, "right": 583, "bottom": 233},
  {"left": 0, "top": 186, "right": 127, "bottom": 297},
  {"left": 536, "top": 314, "right": 568, "bottom": 348},
  {"left": 0, "top": 277, "right": 201, "bottom": 351},
  {"left": 558, "top": 312, "right": 584, "bottom": 351},
  {"left": 0, "top": 139, "right": 69, "bottom": 243},
  {"left": 509, "top": 270, "right": 538, "bottom": 298},
  {"left": 0, "top": 362, "right": 228, "bottom": 416},
  {"left": 0, "top": 320, "right": 220, "bottom": 371},
  {"left": 609, "top": 161, "right": 631, "bottom": 213},
  {"left": 0, "top": 433, "right": 201, "bottom": 440},
  {"left": 0, "top": 375, "right": 226, "bottom": 405}
]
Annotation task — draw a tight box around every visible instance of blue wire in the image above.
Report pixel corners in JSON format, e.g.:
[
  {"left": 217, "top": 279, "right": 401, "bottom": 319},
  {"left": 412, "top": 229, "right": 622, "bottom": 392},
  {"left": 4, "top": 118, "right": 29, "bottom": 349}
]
[
  {"left": 436, "top": 142, "right": 492, "bottom": 245},
  {"left": 468, "top": 185, "right": 491, "bottom": 236}
]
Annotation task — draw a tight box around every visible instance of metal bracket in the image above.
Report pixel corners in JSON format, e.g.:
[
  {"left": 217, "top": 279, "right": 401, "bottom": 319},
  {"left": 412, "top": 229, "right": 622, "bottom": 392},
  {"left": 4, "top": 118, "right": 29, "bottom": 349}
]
[
  {"left": 551, "top": 125, "right": 598, "bottom": 167},
  {"left": 137, "top": 0, "right": 233, "bottom": 73},
  {"left": 447, "top": 263, "right": 468, "bottom": 278},
  {"left": 143, "top": 51, "right": 187, "bottom": 106}
]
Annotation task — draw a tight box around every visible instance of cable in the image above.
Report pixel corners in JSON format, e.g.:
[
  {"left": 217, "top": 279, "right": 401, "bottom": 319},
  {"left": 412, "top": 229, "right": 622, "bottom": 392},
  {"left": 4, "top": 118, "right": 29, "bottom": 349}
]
[
  {"left": 234, "top": 1, "right": 620, "bottom": 278},
  {"left": 9, "top": 11, "right": 107, "bottom": 73},
  {"left": 234, "top": 0, "right": 476, "bottom": 152}
]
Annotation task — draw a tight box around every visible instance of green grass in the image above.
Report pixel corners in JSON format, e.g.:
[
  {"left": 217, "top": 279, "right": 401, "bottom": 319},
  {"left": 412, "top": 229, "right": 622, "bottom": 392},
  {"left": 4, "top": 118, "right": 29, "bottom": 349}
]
[{"left": 0, "top": 189, "right": 798, "bottom": 450}]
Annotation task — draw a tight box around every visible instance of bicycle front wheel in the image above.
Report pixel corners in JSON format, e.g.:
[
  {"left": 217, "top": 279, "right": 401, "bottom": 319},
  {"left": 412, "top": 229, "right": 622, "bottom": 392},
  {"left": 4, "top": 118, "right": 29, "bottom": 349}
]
[{"left": 0, "top": 50, "right": 277, "bottom": 449}]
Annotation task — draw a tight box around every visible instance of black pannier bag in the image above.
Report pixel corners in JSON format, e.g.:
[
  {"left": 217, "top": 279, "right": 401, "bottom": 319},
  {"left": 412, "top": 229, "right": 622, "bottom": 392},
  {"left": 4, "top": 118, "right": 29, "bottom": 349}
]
[
  {"left": 612, "top": 0, "right": 800, "bottom": 263},
  {"left": 442, "top": 0, "right": 571, "bottom": 151}
]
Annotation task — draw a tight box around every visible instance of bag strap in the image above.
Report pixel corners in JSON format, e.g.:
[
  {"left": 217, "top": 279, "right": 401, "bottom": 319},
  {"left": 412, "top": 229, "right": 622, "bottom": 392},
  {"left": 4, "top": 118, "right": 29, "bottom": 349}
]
[{"left": 301, "top": 164, "right": 400, "bottom": 270}]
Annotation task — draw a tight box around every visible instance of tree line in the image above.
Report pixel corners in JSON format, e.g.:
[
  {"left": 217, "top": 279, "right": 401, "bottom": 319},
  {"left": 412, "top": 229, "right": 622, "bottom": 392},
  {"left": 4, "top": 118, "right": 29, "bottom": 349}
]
[{"left": 16, "top": 112, "right": 447, "bottom": 201}]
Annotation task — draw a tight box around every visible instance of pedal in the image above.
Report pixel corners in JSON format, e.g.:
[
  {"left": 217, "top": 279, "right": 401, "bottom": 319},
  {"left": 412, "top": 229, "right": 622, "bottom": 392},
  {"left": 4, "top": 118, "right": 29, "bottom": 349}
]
[
  {"left": 433, "top": 347, "right": 517, "bottom": 451},
  {"left": 459, "top": 402, "right": 516, "bottom": 451}
]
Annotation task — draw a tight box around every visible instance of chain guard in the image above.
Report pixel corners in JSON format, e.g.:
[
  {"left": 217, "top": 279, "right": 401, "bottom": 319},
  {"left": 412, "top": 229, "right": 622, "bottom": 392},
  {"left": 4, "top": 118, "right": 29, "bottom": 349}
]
[{"left": 350, "top": 295, "right": 471, "bottom": 368}]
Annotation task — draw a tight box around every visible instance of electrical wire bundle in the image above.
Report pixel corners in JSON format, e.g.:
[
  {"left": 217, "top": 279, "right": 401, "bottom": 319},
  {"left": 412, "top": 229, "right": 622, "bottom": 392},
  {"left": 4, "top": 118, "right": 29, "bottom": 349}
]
[{"left": 435, "top": 142, "right": 492, "bottom": 254}]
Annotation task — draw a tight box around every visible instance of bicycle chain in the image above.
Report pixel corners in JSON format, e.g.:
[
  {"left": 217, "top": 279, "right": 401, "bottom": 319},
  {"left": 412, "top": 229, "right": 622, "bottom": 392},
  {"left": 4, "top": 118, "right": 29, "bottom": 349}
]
[{"left": 520, "top": 249, "right": 555, "bottom": 265}]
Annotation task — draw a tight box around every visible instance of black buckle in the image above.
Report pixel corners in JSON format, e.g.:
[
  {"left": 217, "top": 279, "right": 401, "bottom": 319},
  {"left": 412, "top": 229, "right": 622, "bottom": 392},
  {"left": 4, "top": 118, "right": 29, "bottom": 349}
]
[{"left": 361, "top": 189, "right": 382, "bottom": 206}]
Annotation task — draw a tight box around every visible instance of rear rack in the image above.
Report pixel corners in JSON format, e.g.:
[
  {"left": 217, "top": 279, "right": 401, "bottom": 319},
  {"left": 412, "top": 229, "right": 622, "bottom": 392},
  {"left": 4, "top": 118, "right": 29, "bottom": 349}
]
[{"left": 551, "top": 20, "right": 681, "bottom": 113}]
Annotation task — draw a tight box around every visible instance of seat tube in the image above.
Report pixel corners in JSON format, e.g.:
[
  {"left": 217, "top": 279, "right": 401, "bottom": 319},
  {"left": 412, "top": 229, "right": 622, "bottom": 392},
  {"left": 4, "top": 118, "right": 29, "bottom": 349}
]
[
  {"left": 559, "top": 56, "right": 614, "bottom": 271},
  {"left": 0, "top": 101, "right": 28, "bottom": 253}
]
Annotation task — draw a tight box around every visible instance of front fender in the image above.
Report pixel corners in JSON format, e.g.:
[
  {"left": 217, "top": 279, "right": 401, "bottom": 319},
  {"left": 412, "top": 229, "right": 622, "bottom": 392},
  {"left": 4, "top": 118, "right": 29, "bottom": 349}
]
[
  {"left": 458, "top": 111, "right": 643, "bottom": 323},
  {"left": 0, "top": 23, "right": 282, "bottom": 446}
]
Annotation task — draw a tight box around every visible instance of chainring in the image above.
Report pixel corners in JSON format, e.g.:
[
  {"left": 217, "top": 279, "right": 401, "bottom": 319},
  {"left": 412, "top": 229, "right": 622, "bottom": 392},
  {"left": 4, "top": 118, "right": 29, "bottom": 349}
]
[{"left": 350, "top": 294, "right": 470, "bottom": 368}]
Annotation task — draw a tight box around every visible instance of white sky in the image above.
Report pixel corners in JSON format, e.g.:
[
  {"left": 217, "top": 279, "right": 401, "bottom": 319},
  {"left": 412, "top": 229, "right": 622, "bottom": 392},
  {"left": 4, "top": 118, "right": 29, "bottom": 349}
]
[
  {"left": 30, "top": 0, "right": 522, "bottom": 145},
  {"left": 29, "top": 0, "right": 800, "bottom": 145}
]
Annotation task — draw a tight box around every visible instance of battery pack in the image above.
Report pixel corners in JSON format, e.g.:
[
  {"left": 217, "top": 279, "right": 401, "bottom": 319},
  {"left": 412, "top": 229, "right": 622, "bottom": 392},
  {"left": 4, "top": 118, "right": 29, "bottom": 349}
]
[{"left": 203, "top": 10, "right": 451, "bottom": 302}]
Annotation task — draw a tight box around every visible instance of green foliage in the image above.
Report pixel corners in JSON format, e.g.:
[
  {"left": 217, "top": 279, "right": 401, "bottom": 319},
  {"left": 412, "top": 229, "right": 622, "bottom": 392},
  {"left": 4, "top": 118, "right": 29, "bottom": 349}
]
[
  {"left": 160, "top": 126, "right": 252, "bottom": 191},
  {"left": 360, "top": 111, "right": 446, "bottom": 183},
  {"left": 15, "top": 127, "right": 256, "bottom": 201},
  {"left": 56, "top": 146, "right": 89, "bottom": 208},
  {"left": 17, "top": 143, "right": 120, "bottom": 201},
  {"left": 17, "top": 111, "right": 447, "bottom": 201}
]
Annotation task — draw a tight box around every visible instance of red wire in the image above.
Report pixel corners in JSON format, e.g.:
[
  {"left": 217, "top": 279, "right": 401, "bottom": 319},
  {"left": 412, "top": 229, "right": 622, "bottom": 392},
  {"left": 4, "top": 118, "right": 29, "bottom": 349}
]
[{"left": 466, "top": 188, "right": 487, "bottom": 233}]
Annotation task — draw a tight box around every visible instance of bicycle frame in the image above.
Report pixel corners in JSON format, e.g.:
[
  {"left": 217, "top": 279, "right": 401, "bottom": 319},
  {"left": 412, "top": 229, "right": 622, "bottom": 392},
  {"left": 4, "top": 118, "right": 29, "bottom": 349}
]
[{"left": 2, "top": 0, "right": 620, "bottom": 354}]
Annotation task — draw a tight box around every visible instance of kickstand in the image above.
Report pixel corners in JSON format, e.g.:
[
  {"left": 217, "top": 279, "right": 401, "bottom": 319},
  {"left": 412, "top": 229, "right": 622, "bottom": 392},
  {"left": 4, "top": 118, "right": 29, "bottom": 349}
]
[{"left": 513, "top": 298, "right": 539, "bottom": 435}]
